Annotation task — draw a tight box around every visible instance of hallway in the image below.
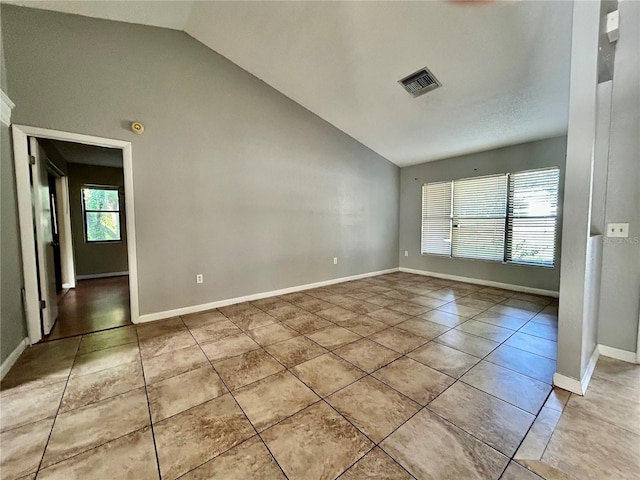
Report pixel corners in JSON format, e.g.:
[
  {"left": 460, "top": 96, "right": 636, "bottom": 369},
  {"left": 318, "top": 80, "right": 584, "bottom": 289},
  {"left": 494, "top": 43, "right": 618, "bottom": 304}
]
[{"left": 43, "top": 276, "right": 131, "bottom": 341}]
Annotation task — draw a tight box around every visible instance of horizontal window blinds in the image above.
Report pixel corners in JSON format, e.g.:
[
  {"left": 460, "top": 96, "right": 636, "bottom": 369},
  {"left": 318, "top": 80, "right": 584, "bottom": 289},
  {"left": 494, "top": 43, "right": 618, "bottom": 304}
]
[
  {"left": 420, "top": 167, "right": 559, "bottom": 268},
  {"left": 506, "top": 168, "right": 560, "bottom": 267},
  {"left": 452, "top": 175, "right": 507, "bottom": 261},
  {"left": 421, "top": 182, "right": 452, "bottom": 255}
]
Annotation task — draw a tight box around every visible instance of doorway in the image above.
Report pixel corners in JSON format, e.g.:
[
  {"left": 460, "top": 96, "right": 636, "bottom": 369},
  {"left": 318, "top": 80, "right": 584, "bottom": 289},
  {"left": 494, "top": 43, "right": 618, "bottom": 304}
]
[
  {"left": 39, "top": 138, "right": 131, "bottom": 340},
  {"left": 12, "top": 125, "right": 140, "bottom": 345}
]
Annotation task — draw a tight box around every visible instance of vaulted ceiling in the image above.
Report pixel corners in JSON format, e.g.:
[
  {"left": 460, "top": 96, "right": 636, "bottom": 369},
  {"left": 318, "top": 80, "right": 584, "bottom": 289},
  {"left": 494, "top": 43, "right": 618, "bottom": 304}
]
[{"left": 6, "top": 1, "right": 573, "bottom": 166}]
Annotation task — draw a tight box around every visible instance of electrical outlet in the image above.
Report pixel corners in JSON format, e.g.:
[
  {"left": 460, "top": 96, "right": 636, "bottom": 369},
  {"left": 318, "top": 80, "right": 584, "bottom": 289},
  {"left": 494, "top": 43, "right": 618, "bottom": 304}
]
[
  {"left": 607, "top": 223, "right": 629, "bottom": 238},
  {"left": 404, "top": 251, "right": 409, "bottom": 257},
  {"left": 333, "top": 257, "right": 338, "bottom": 265},
  {"left": 196, "top": 274, "right": 204, "bottom": 284}
]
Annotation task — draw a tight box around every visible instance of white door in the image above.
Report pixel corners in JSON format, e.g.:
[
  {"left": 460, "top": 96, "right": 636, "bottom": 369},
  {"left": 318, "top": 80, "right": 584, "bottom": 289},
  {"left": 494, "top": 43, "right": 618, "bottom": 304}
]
[{"left": 29, "top": 137, "right": 59, "bottom": 334}]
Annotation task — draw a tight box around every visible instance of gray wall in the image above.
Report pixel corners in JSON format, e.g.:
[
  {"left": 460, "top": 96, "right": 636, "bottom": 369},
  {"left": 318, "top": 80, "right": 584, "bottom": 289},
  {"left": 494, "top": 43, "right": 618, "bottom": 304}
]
[
  {"left": 399, "top": 136, "right": 567, "bottom": 292},
  {"left": 0, "top": 8, "right": 28, "bottom": 362},
  {"left": 597, "top": 0, "right": 640, "bottom": 353},
  {"left": 0, "top": 125, "right": 27, "bottom": 363},
  {"left": 1, "top": 5, "right": 399, "bottom": 316},
  {"left": 68, "top": 163, "right": 129, "bottom": 277},
  {"left": 557, "top": 0, "right": 602, "bottom": 382}
]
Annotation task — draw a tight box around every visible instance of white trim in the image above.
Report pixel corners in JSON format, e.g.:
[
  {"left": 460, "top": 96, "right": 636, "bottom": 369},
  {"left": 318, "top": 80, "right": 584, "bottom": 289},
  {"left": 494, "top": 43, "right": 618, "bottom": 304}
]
[
  {"left": 398, "top": 267, "right": 559, "bottom": 298},
  {"left": 77, "top": 271, "right": 129, "bottom": 280},
  {"left": 1, "top": 89, "right": 15, "bottom": 127},
  {"left": 552, "top": 373, "right": 582, "bottom": 395},
  {"left": 1, "top": 338, "right": 29, "bottom": 380},
  {"left": 13, "top": 125, "right": 131, "bottom": 149},
  {"left": 62, "top": 283, "right": 75, "bottom": 289},
  {"left": 122, "top": 142, "right": 140, "bottom": 324},
  {"left": 553, "top": 346, "right": 599, "bottom": 395},
  {"left": 598, "top": 344, "right": 638, "bottom": 364},
  {"left": 137, "top": 268, "right": 399, "bottom": 324},
  {"left": 12, "top": 129, "right": 41, "bottom": 343},
  {"left": 581, "top": 346, "right": 600, "bottom": 394},
  {"left": 12, "top": 125, "right": 140, "bottom": 344},
  {"left": 637, "top": 310, "right": 640, "bottom": 364}
]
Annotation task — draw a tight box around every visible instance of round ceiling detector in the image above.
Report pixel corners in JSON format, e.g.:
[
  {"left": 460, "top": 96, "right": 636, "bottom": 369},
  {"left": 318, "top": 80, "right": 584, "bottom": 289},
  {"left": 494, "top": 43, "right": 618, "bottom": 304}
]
[{"left": 131, "top": 121, "right": 145, "bottom": 135}]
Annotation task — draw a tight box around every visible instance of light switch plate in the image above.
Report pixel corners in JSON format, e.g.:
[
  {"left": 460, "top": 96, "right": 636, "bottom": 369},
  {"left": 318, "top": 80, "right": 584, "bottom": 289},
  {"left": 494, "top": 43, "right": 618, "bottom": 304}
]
[{"left": 607, "top": 223, "right": 629, "bottom": 238}]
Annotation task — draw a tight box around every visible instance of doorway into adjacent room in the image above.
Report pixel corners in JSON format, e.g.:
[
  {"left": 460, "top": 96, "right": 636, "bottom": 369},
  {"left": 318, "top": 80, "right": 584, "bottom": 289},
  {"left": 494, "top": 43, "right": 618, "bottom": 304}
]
[
  {"left": 12, "top": 126, "right": 139, "bottom": 344},
  {"left": 38, "top": 139, "right": 132, "bottom": 340}
]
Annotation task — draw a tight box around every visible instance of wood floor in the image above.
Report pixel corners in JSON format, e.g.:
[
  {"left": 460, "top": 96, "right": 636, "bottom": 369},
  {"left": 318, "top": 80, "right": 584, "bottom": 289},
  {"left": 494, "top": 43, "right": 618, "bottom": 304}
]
[{"left": 42, "top": 276, "right": 132, "bottom": 341}]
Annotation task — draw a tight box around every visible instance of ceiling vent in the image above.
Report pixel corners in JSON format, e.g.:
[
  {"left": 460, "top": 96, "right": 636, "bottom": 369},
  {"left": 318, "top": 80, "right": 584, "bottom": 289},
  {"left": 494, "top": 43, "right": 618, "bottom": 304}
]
[{"left": 399, "top": 67, "right": 442, "bottom": 98}]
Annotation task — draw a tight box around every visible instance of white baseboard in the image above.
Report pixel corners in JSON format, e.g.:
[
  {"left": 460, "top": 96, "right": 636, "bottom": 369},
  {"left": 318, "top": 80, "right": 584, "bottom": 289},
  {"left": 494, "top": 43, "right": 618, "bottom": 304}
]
[
  {"left": 1, "top": 338, "right": 29, "bottom": 380},
  {"left": 136, "top": 268, "right": 400, "bottom": 324},
  {"left": 552, "top": 373, "right": 582, "bottom": 395},
  {"left": 553, "top": 346, "right": 599, "bottom": 395},
  {"left": 398, "top": 267, "right": 559, "bottom": 298},
  {"left": 62, "top": 282, "right": 75, "bottom": 289},
  {"left": 76, "top": 271, "right": 129, "bottom": 280},
  {"left": 598, "top": 344, "right": 638, "bottom": 364},
  {"left": 581, "top": 346, "right": 600, "bottom": 393}
]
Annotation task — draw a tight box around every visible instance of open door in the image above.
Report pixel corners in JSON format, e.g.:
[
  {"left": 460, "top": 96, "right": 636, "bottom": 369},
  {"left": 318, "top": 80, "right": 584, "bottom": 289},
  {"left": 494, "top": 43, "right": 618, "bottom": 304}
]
[{"left": 29, "top": 136, "right": 59, "bottom": 334}]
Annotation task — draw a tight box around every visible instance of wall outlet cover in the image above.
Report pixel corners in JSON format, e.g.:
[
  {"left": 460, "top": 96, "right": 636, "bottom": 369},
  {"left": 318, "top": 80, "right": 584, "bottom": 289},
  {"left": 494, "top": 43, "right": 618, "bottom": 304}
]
[{"left": 606, "top": 223, "right": 629, "bottom": 238}]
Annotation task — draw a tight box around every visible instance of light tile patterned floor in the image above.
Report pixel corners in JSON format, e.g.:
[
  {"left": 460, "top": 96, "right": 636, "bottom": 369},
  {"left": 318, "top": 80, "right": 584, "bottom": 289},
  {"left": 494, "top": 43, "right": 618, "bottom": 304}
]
[{"left": 0, "top": 272, "right": 637, "bottom": 479}]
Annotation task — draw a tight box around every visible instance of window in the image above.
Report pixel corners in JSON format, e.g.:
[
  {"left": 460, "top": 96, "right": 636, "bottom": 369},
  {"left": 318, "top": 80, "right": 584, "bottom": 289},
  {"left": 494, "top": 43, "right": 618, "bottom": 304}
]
[
  {"left": 421, "top": 167, "right": 559, "bottom": 267},
  {"left": 82, "top": 187, "right": 121, "bottom": 242},
  {"left": 506, "top": 168, "right": 560, "bottom": 267},
  {"left": 452, "top": 175, "right": 507, "bottom": 261},
  {"left": 421, "top": 181, "right": 452, "bottom": 256}
]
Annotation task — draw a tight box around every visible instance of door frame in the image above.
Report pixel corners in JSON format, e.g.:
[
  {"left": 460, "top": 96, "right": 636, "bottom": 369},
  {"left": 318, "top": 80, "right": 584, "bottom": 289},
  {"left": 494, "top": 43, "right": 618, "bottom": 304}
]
[{"left": 12, "top": 125, "right": 140, "bottom": 343}]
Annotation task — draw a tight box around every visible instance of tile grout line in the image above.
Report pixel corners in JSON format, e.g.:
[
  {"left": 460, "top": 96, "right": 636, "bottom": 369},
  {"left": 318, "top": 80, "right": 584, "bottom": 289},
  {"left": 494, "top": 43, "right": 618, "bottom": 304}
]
[
  {"left": 185, "top": 296, "right": 434, "bottom": 478},
  {"left": 224, "top": 280, "right": 556, "bottom": 430},
  {"left": 297, "top": 283, "right": 558, "bottom": 465},
  {"left": 172, "top": 303, "right": 555, "bottom": 479},
  {"left": 507, "top": 387, "right": 566, "bottom": 471},
  {"left": 12, "top": 336, "right": 153, "bottom": 475},
  {"left": 254, "top": 302, "right": 456, "bottom": 478},
  {"left": 179, "top": 316, "right": 292, "bottom": 480},
  {"left": 184, "top": 284, "right": 550, "bottom": 416},
  {"left": 39, "top": 322, "right": 135, "bottom": 344},
  {"left": 32, "top": 339, "right": 81, "bottom": 477},
  {"left": 135, "top": 327, "right": 164, "bottom": 480},
  {"left": 533, "top": 402, "right": 568, "bottom": 466}
]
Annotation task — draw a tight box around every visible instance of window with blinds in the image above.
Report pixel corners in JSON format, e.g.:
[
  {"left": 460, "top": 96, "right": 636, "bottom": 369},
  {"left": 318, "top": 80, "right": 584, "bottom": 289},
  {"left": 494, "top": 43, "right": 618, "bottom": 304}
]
[
  {"left": 421, "top": 167, "right": 560, "bottom": 267},
  {"left": 506, "top": 168, "right": 560, "bottom": 266},
  {"left": 452, "top": 175, "right": 507, "bottom": 261},
  {"left": 421, "top": 182, "right": 452, "bottom": 256}
]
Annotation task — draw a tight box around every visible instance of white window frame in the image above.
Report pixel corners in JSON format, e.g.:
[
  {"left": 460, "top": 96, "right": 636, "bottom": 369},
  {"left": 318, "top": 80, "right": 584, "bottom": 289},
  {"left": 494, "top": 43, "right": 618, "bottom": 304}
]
[{"left": 421, "top": 167, "right": 560, "bottom": 268}]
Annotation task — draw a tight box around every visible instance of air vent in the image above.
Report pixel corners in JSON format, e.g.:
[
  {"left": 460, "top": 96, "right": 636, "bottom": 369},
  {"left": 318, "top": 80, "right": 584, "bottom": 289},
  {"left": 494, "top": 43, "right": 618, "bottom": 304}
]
[{"left": 399, "top": 67, "right": 441, "bottom": 98}]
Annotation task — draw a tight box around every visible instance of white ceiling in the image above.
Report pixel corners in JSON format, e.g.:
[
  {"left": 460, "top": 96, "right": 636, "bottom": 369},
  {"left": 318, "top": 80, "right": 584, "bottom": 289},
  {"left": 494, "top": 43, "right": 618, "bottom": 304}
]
[{"left": 9, "top": 1, "right": 573, "bottom": 167}]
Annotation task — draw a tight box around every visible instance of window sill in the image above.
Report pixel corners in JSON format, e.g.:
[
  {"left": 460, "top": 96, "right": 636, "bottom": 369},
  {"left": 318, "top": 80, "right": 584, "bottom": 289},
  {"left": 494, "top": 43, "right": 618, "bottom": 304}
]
[{"left": 420, "top": 252, "right": 555, "bottom": 269}]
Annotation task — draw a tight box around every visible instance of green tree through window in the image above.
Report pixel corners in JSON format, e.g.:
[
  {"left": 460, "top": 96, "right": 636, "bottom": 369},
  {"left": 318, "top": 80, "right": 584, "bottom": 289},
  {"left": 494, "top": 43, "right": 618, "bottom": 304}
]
[{"left": 82, "top": 187, "right": 121, "bottom": 242}]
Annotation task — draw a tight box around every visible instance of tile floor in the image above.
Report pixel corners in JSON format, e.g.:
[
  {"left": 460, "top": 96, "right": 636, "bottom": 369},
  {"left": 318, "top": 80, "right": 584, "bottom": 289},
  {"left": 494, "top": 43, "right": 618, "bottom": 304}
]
[
  {"left": 515, "top": 356, "right": 640, "bottom": 480},
  {"left": 0, "top": 272, "right": 637, "bottom": 479}
]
